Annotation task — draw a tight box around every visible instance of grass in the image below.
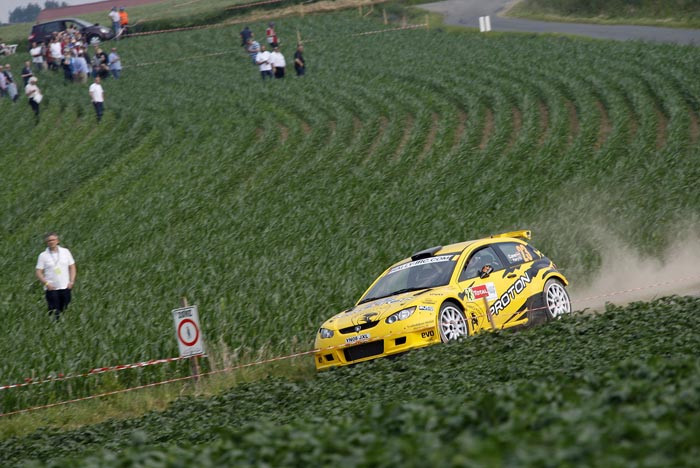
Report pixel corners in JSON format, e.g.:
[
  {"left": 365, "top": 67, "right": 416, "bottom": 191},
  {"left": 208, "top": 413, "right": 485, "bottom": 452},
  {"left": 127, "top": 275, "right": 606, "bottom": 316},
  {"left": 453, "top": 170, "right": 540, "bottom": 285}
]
[{"left": 506, "top": 0, "right": 700, "bottom": 29}]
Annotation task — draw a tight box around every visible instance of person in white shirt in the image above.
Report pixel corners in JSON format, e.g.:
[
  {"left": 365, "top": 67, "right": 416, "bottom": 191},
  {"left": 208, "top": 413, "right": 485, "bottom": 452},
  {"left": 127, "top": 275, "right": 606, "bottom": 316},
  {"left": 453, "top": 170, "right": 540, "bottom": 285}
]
[
  {"left": 35, "top": 232, "right": 77, "bottom": 321},
  {"left": 30, "top": 42, "right": 44, "bottom": 72},
  {"left": 255, "top": 45, "right": 272, "bottom": 80},
  {"left": 89, "top": 76, "right": 105, "bottom": 122},
  {"left": 24, "top": 76, "right": 42, "bottom": 119},
  {"left": 49, "top": 39, "right": 62, "bottom": 70},
  {"left": 269, "top": 46, "right": 286, "bottom": 79},
  {"left": 109, "top": 7, "right": 121, "bottom": 37}
]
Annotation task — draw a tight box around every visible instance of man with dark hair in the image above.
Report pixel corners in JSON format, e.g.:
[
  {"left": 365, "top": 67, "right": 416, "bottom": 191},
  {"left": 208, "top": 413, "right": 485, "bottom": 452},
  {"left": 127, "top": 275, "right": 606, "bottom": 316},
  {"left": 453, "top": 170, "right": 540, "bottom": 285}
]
[
  {"left": 240, "top": 26, "right": 252, "bottom": 47},
  {"left": 21, "top": 61, "right": 33, "bottom": 86},
  {"left": 35, "top": 232, "right": 77, "bottom": 321}
]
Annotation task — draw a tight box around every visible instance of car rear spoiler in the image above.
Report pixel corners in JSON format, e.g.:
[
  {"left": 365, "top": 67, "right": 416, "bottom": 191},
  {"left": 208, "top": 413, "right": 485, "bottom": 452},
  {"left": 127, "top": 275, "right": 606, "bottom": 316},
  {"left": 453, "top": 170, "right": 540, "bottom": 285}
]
[{"left": 490, "top": 230, "right": 531, "bottom": 240}]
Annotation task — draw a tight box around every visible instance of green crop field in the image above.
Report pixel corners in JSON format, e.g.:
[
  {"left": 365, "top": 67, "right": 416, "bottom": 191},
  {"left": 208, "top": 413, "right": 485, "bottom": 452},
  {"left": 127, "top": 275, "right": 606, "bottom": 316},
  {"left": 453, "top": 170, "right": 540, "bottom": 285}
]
[
  {"left": 0, "top": 2, "right": 699, "bottom": 464},
  {"left": 2, "top": 296, "right": 700, "bottom": 465}
]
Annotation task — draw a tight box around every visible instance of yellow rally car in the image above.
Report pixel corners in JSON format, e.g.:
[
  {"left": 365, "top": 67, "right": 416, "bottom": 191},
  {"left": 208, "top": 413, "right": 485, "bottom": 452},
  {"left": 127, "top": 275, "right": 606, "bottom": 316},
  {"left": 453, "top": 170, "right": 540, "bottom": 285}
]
[{"left": 314, "top": 230, "right": 571, "bottom": 370}]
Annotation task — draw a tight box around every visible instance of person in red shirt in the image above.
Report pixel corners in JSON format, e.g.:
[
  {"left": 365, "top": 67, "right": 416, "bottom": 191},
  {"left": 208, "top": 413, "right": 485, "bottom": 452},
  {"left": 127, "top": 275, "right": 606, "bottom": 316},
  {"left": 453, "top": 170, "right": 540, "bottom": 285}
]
[{"left": 265, "top": 22, "right": 278, "bottom": 47}]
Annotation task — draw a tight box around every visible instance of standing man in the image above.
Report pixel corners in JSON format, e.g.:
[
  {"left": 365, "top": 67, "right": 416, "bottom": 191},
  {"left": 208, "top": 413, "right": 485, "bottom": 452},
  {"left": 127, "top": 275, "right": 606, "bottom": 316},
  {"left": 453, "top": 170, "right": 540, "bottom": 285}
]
[
  {"left": 108, "top": 47, "right": 121, "bottom": 79},
  {"left": 30, "top": 42, "right": 45, "bottom": 72},
  {"left": 109, "top": 7, "right": 121, "bottom": 38},
  {"left": 246, "top": 36, "right": 260, "bottom": 64},
  {"left": 35, "top": 232, "right": 76, "bottom": 321},
  {"left": 25, "top": 76, "right": 42, "bottom": 120},
  {"left": 293, "top": 43, "right": 305, "bottom": 76},
  {"left": 270, "top": 46, "right": 285, "bottom": 79},
  {"left": 255, "top": 44, "right": 272, "bottom": 80},
  {"left": 0, "top": 65, "right": 6, "bottom": 98},
  {"left": 72, "top": 51, "right": 88, "bottom": 84},
  {"left": 119, "top": 7, "right": 130, "bottom": 38},
  {"left": 49, "top": 38, "right": 62, "bottom": 71},
  {"left": 240, "top": 26, "right": 252, "bottom": 47},
  {"left": 21, "top": 61, "right": 33, "bottom": 86},
  {"left": 3, "top": 63, "right": 18, "bottom": 102},
  {"left": 89, "top": 76, "right": 105, "bottom": 122},
  {"left": 266, "top": 22, "right": 278, "bottom": 47}
]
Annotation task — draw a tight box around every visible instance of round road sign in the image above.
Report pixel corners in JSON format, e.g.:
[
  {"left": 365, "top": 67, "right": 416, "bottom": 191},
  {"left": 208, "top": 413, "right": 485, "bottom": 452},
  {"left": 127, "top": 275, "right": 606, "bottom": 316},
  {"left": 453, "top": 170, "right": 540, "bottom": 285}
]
[{"left": 177, "top": 318, "right": 199, "bottom": 347}]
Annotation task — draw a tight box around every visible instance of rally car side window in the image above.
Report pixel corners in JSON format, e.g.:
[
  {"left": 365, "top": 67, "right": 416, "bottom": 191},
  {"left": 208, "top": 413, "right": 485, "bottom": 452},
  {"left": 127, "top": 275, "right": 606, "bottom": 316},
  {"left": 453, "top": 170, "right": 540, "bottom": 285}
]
[
  {"left": 459, "top": 246, "right": 504, "bottom": 281},
  {"left": 493, "top": 242, "right": 530, "bottom": 266}
]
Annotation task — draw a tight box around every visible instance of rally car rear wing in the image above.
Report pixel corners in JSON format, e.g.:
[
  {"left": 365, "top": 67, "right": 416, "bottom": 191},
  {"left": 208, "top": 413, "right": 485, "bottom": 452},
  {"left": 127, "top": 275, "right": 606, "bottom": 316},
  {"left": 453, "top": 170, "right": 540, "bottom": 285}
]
[{"left": 490, "top": 230, "right": 531, "bottom": 240}]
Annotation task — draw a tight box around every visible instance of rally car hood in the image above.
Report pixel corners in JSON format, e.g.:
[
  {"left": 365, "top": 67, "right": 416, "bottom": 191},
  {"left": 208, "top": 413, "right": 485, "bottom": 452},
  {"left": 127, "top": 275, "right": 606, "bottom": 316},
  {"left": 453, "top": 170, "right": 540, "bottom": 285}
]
[{"left": 323, "top": 290, "right": 427, "bottom": 329}]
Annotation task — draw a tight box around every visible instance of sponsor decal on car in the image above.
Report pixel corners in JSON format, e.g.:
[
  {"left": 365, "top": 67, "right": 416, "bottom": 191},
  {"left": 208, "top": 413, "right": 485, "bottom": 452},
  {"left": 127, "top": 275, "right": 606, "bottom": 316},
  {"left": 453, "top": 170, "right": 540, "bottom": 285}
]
[
  {"left": 418, "top": 305, "right": 434, "bottom": 311},
  {"left": 345, "top": 333, "right": 370, "bottom": 344},
  {"left": 352, "top": 296, "right": 409, "bottom": 313},
  {"left": 508, "top": 252, "right": 523, "bottom": 263},
  {"left": 407, "top": 320, "right": 433, "bottom": 330},
  {"left": 388, "top": 255, "right": 453, "bottom": 275},
  {"left": 489, "top": 272, "right": 531, "bottom": 315},
  {"left": 463, "top": 283, "right": 498, "bottom": 302}
]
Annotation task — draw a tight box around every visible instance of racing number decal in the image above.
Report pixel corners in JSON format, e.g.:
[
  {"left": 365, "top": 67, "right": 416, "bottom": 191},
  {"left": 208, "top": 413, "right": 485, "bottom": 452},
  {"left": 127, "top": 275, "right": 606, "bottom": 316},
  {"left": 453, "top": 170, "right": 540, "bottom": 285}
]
[{"left": 516, "top": 244, "right": 533, "bottom": 262}]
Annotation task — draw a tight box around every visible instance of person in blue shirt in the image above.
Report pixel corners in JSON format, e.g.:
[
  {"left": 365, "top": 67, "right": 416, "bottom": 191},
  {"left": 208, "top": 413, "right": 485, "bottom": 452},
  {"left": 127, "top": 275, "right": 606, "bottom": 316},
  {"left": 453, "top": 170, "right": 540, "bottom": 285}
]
[{"left": 108, "top": 47, "right": 122, "bottom": 79}]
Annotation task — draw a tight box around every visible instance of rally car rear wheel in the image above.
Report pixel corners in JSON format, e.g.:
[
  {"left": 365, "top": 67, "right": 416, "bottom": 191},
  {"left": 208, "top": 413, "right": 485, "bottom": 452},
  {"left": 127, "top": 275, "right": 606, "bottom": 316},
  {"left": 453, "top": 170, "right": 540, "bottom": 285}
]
[
  {"left": 543, "top": 279, "right": 571, "bottom": 319},
  {"left": 438, "top": 302, "right": 468, "bottom": 342}
]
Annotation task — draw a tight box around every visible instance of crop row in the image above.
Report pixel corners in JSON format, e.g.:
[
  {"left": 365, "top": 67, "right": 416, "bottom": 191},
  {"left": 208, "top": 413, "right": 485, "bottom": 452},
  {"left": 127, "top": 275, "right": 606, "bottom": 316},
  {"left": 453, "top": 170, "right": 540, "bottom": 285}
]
[
  {"left": 2, "top": 296, "right": 699, "bottom": 465},
  {"left": 0, "top": 11, "right": 699, "bottom": 410}
]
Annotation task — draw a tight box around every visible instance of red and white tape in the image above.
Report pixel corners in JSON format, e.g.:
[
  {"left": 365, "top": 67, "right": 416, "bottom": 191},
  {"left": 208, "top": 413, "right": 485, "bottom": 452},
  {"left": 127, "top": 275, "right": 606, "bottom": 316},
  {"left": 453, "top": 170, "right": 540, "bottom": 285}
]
[{"left": 0, "top": 355, "right": 204, "bottom": 392}]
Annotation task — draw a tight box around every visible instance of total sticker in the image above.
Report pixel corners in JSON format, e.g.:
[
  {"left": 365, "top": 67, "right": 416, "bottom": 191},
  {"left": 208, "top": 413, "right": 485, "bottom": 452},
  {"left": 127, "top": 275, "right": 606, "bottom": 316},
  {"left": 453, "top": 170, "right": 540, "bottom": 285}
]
[{"left": 464, "top": 283, "right": 498, "bottom": 302}]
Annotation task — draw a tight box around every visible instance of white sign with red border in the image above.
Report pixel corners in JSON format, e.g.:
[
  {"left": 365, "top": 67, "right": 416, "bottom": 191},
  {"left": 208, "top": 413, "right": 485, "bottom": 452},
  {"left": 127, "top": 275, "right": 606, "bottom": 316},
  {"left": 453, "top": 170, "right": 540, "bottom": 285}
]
[{"left": 172, "top": 305, "right": 205, "bottom": 357}]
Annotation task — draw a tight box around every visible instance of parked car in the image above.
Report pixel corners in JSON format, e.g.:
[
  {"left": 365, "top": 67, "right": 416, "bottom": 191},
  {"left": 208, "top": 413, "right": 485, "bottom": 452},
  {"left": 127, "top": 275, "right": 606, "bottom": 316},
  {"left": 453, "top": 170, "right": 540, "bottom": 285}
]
[
  {"left": 28, "top": 18, "right": 115, "bottom": 46},
  {"left": 314, "top": 230, "right": 571, "bottom": 370}
]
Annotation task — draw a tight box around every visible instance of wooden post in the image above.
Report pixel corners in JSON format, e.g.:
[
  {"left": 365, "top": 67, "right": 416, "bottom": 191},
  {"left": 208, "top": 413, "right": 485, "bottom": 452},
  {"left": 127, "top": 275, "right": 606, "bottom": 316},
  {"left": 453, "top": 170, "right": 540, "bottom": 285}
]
[
  {"left": 483, "top": 297, "right": 496, "bottom": 330},
  {"left": 181, "top": 296, "right": 201, "bottom": 382},
  {"left": 358, "top": 5, "right": 362, "bottom": 16},
  {"left": 297, "top": 29, "right": 301, "bottom": 45},
  {"left": 401, "top": 15, "right": 407, "bottom": 28},
  {"left": 383, "top": 8, "right": 387, "bottom": 25}
]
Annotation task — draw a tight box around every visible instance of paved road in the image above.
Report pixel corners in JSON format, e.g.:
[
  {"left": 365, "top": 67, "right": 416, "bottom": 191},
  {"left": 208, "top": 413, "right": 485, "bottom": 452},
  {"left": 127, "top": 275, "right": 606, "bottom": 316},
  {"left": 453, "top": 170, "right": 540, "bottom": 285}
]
[{"left": 420, "top": 0, "right": 700, "bottom": 45}]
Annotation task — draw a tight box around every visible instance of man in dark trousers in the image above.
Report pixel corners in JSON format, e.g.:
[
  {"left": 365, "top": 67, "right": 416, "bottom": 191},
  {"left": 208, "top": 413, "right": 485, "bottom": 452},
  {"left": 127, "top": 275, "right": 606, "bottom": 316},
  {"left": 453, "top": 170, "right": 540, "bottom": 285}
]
[
  {"left": 240, "top": 26, "right": 252, "bottom": 47},
  {"left": 294, "top": 44, "right": 306, "bottom": 76},
  {"left": 35, "top": 232, "right": 77, "bottom": 321}
]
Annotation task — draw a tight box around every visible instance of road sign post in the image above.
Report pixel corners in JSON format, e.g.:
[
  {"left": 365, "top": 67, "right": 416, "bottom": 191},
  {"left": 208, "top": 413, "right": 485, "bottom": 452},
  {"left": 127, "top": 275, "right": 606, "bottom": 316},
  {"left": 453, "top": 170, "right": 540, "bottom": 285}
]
[{"left": 173, "top": 300, "right": 205, "bottom": 381}]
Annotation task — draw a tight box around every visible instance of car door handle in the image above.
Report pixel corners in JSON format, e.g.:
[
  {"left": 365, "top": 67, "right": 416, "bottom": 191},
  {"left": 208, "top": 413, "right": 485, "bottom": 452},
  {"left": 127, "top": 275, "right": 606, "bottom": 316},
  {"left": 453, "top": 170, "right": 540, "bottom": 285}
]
[{"left": 507, "top": 273, "right": 517, "bottom": 278}]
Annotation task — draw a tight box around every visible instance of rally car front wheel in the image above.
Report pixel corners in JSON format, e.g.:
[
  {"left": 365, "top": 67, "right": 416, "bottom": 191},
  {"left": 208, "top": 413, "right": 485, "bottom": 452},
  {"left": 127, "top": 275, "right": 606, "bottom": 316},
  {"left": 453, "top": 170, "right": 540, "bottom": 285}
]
[
  {"left": 543, "top": 279, "right": 571, "bottom": 319},
  {"left": 438, "top": 302, "right": 468, "bottom": 342}
]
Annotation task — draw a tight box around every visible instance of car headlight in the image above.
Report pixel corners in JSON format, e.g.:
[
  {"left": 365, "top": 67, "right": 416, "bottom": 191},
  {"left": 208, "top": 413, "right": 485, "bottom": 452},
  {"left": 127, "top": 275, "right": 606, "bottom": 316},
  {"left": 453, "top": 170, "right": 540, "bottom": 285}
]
[
  {"left": 385, "top": 306, "right": 416, "bottom": 324},
  {"left": 319, "top": 328, "right": 334, "bottom": 339}
]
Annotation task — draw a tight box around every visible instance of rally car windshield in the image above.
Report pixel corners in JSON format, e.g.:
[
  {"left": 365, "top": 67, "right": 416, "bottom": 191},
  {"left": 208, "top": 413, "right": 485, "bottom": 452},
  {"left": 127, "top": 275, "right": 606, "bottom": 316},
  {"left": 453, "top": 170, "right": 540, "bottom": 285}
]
[{"left": 358, "top": 255, "right": 457, "bottom": 304}]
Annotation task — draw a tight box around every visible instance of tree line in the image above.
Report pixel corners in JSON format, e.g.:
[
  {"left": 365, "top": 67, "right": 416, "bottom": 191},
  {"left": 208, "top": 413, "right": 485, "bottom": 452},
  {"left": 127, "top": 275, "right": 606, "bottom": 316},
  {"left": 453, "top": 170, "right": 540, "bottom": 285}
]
[{"left": 8, "top": 1, "right": 68, "bottom": 24}]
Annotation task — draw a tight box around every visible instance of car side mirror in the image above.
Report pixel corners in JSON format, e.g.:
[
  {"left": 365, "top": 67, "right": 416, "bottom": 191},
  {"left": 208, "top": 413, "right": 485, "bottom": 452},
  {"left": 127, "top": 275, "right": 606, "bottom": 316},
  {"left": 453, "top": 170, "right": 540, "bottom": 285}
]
[{"left": 479, "top": 265, "right": 493, "bottom": 279}]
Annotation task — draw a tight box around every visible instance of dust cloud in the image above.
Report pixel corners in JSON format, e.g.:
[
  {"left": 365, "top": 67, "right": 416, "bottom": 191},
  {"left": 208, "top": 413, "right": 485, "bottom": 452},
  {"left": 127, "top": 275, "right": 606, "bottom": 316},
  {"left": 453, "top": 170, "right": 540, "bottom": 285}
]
[{"left": 570, "top": 234, "right": 700, "bottom": 312}]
